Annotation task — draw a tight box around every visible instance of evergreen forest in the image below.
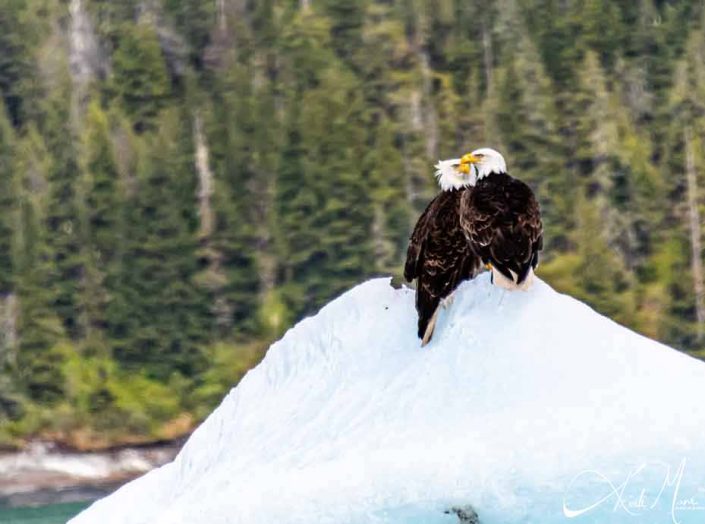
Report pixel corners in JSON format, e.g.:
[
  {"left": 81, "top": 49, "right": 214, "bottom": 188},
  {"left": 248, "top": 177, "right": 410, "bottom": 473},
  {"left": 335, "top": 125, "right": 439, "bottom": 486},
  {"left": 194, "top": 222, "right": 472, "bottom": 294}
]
[{"left": 1, "top": 0, "right": 705, "bottom": 447}]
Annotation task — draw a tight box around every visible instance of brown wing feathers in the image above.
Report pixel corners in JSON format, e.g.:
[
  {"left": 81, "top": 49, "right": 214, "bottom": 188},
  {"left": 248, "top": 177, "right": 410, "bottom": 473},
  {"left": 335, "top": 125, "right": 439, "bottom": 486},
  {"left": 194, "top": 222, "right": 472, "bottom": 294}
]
[
  {"left": 404, "top": 196, "right": 437, "bottom": 282},
  {"left": 405, "top": 168, "right": 542, "bottom": 344},
  {"left": 460, "top": 173, "right": 542, "bottom": 285},
  {"left": 404, "top": 190, "right": 482, "bottom": 342}
]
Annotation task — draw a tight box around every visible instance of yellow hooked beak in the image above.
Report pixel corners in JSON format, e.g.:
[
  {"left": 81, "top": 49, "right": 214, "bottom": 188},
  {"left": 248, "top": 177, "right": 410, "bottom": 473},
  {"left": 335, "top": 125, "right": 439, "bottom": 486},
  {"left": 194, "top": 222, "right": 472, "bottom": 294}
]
[
  {"left": 456, "top": 153, "right": 480, "bottom": 174},
  {"left": 460, "top": 153, "right": 480, "bottom": 165}
]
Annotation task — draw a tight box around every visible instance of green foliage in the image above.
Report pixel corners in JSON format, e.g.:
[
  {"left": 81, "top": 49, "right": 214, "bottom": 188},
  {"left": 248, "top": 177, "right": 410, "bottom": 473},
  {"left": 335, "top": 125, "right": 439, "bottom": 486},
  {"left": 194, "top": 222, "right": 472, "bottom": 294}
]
[
  {"left": 111, "top": 22, "right": 171, "bottom": 131},
  {"left": 0, "top": 104, "right": 16, "bottom": 294},
  {"left": 2, "top": 0, "right": 705, "bottom": 445},
  {"left": 163, "top": 0, "right": 215, "bottom": 66},
  {"left": 34, "top": 76, "right": 85, "bottom": 342},
  {"left": 204, "top": 62, "right": 267, "bottom": 335},
  {"left": 191, "top": 341, "right": 266, "bottom": 419},
  {"left": 0, "top": 0, "right": 35, "bottom": 125},
  {"left": 78, "top": 101, "right": 124, "bottom": 341},
  {"left": 88, "top": 0, "right": 140, "bottom": 49},
  {"left": 13, "top": 125, "right": 67, "bottom": 406},
  {"left": 82, "top": 102, "right": 122, "bottom": 263},
  {"left": 111, "top": 109, "right": 211, "bottom": 380},
  {"left": 277, "top": 65, "right": 374, "bottom": 315},
  {"left": 322, "top": 0, "right": 366, "bottom": 62}
]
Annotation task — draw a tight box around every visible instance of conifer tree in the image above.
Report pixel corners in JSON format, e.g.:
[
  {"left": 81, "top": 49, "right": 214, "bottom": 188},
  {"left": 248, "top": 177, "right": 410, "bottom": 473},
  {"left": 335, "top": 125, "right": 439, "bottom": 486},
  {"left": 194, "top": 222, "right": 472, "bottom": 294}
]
[
  {"left": 41, "top": 82, "right": 86, "bottom": 340},
  {"left": 78, "top": 100, "right": 124, "bottom": 346},
  {"left": 658, "top": 27, "right": 705, "bottom": 351},
  {"left": 112, "top": 109, "right": 211, "bottom": 380},
  {"left": 0, "top": 104, "right": 15, "bottom": 298},
  {"left": 0, "top": 0, "right": 34, "bottom": 125},
  {"left": 163, "top": 0, "right": 215, "bottom": 67},
  {"left": 322, "top": 0, "right": 366, "bottom": 63},
  {"left": 0, "top": 104, "right": 18, "bottom": 415},
  {"left": 572, "top": 51, "right": 621, "bottom": 240},
  {"left": 277, "top": 66, "right": 374, "bottom": 315},
  {"left": 111, "top": 22, "right": 171, "bottom": 131},
  {"left": 203, "top": 61, "right": 263, "bottom": 334},
  {"left": 13, "top": 128, "right": 66, "bottom": 404},
  {"left": 366, "top": 116, "right": 409, "bottom": 274},
  {"left": 493, "top": 32, "right": 567, "bottom": 250}
]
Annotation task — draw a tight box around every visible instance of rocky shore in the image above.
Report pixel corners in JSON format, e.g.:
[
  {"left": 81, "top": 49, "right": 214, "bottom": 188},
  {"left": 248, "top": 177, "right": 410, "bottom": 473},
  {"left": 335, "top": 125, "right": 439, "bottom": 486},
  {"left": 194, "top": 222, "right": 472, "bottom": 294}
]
[{"left": 0, "top": 439, "right": 184, "bottom": 507}]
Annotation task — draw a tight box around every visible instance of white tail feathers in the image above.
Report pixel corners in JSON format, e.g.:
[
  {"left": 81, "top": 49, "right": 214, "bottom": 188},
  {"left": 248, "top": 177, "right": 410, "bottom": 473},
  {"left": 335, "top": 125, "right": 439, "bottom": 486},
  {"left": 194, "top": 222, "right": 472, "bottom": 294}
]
[{"left": 491, "top": 267, "right": 535, "bottom": 291}]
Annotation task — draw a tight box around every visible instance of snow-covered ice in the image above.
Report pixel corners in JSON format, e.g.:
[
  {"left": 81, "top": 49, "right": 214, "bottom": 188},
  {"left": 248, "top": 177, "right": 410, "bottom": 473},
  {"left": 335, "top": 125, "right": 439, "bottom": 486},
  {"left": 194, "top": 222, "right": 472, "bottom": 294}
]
[{"left": 70, "top": 274, "right": 705, "bottom": 523}]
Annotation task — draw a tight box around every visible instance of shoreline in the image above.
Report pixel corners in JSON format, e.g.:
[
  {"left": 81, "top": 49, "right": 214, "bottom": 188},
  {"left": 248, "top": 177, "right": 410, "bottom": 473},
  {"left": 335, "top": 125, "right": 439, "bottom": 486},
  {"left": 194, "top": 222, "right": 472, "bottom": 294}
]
[{"left": 0, "top": 438, "right": 186, "bottom": 508}]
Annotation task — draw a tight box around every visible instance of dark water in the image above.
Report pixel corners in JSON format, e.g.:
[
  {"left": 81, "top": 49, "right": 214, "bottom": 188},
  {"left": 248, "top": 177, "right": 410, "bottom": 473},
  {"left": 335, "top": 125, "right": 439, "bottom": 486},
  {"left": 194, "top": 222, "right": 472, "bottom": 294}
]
[{"left": 0, "top": 502, "right": 88, "bottom": 524}]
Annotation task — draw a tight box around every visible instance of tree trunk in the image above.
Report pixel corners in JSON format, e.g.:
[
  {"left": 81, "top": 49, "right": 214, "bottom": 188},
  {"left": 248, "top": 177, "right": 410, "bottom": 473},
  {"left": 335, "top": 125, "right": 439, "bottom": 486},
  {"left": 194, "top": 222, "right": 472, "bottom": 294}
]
[
  {"left": 418, "top": 50, "right": 438, "bottom": 160},
  {"left": 193, "top": 112, "right": 215, "bottom": 241},
  {"left": 0, "top": 293, "right": 17, "bottom": 366},
  {"left": 685, "top": 126, "right": 705, "bottom": 341},
  {"left": 481, "top": 22, "right": 493, "bottom": 93},
  {"left": 217, "top": 0, "right": 227, "bottom": 32},
  {"left": 69, "top": 0, "right": 100, "bottom": 127}
]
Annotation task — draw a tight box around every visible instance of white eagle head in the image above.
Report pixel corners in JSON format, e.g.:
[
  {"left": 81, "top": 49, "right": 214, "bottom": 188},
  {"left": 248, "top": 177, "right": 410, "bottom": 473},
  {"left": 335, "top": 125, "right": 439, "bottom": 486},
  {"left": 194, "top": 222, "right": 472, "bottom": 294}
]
[
  {"left": 461, "top": 147, "right": 507, "bottom": 180},
  {"left": 434, "top": 147, "right": 507, "bottom": 191}
]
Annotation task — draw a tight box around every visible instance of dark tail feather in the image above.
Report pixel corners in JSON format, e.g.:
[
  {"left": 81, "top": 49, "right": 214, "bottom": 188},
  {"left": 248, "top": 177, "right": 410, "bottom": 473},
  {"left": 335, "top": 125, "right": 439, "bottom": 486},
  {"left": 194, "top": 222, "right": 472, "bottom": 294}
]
[
  {"left": 417, "top": 305, "right": 433, "bottom": 339},
  {"left": 417, "top": 289, "right": 440, "bottom": 344},
  {"left": 517, "top": 250, "right": 540, "bottom": 284},
  {"left": 516, "top": 262, "right": 532, "bottom": 284}
]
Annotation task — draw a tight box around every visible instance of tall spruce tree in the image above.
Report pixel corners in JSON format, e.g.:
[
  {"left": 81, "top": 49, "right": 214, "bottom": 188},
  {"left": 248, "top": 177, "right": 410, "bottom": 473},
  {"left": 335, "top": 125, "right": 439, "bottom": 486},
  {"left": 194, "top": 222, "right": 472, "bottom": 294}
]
[
  {"left": 203, "top": 60, "right": 263, "bottom": 335},
  {"left": 0, "top": 0, "right": 34, "bottom": 126},
  {"left": 278, "top": 65, "right": 374, "bottom": 316},
  {"left": 41, "top": 81, "right": 85, "bottom": 341},
  {"left": 112, "top": 109, "right": 211, "bottom": 380},
  {"left": 0, "top": 104, "right": 15, "bottom": 298},
  {"left": 111, "top": 22, "right": 171, "bottom": 132},
  {"left": 0, "top": 103, "right": 18, "bottom": 416},
  {"left": 78, "top": 101, "right": 125, "bottom": 349},
  {"left": 14, "top": 128, "right": 66, "bottom": 404}
]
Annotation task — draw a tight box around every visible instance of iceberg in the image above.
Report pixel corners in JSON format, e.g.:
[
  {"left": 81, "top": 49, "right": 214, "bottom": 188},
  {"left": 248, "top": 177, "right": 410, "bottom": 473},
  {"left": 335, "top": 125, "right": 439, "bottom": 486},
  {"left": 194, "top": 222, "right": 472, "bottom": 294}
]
[{"left": 70, "top": 275, "right": 705, "bottom": 523}]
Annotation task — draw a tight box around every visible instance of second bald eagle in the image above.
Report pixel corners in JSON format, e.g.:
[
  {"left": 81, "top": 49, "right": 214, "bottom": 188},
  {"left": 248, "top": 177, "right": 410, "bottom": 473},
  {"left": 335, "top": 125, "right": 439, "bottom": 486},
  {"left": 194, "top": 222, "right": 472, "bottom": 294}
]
[{"left": 405, "top": 148, "right": 543, "bottom": 345}]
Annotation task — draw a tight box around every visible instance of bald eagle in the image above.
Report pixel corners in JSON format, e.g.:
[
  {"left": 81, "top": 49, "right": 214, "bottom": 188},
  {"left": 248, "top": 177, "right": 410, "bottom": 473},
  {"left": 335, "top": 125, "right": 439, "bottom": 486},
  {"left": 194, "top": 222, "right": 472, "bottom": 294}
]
[
  {"left": 404, "top": 159, "right": 483, "bottom": 346},
  {"left": 405, "top": 148, "right": 542, "bottom": 346},
  {"left": 458, "top": 148, "right": 543, "bottom": 291}
]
